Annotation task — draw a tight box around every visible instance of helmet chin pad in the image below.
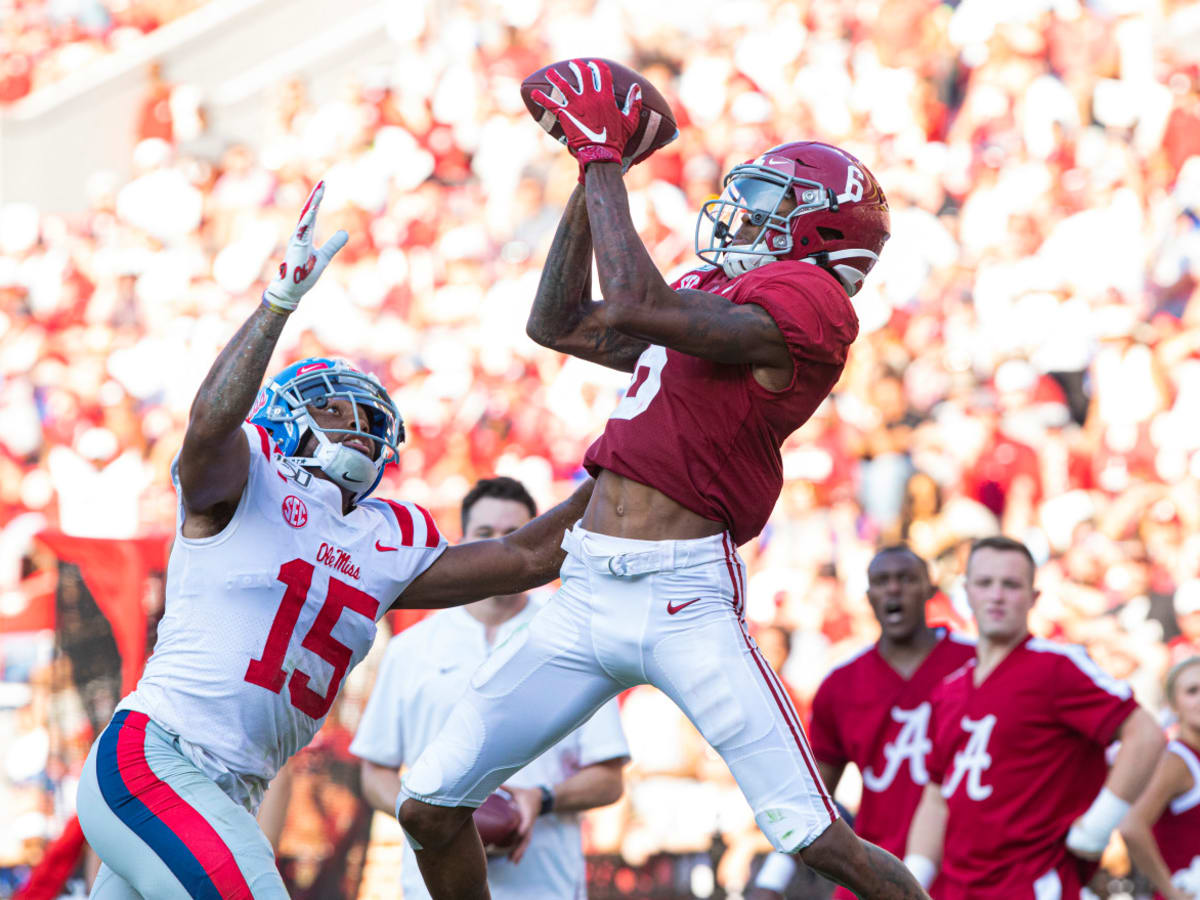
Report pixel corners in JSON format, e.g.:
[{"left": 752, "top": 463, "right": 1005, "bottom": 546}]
[
  {"left": 293, "top": 412, "right": 382, "bottom": 498},
  {"left": 313, "top": 438, "right": 378, "bottom": 493},
  {"left": 721, "top": 248, "right": 774, "bottom": 279}
]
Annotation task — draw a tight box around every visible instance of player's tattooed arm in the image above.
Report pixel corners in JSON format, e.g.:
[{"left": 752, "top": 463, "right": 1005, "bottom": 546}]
[
  {"left": 394, "top": 477, "right": 595, "bottom": 610},
  {"left": 178, "top": 305, "right": 288, "bottom": 530},
  {"left": 583, "top": 164, "right": 792, "bottom": 373},
  {"left": 526, "top": 185, "right": 648, "bottom": 373},
  {"left": 180, "top": 183, "right": 345, "bottom": 536}
]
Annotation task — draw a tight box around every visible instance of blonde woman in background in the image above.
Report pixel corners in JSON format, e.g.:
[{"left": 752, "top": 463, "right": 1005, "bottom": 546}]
[{"left": 1119, "top": 656, "right": 1200, "bottom": 900}]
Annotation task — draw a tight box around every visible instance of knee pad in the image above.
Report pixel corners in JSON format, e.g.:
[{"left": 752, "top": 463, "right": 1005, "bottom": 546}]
[
  {"left": 653, "top": 623, "right": 771, "bottom": 750},
  {"left": 401, "top": 702, "right": 485, "bottom": 800}
]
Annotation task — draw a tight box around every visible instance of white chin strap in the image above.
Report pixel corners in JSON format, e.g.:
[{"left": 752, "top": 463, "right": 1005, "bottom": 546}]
[
  {"left": 308, "top": 426, "right": 379, "bottom": 495},
  {"left": 721, "top": 249, "right": 773, "bottom": 279}
]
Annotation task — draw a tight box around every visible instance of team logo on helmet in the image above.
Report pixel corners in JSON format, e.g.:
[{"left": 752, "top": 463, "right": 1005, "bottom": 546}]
[
  {"left": 695, "top": 140, "right": 890, "bottom": 295},
  {"left": 249, "top": 387, "right": 269, "bottom": 420}
]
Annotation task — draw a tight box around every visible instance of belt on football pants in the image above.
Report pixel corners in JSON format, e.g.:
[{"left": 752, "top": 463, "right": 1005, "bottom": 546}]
[{"left": 561, "top": 526, "right": 732, "bottom": 577}]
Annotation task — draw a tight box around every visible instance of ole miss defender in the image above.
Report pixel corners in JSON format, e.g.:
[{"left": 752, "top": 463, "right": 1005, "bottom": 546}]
[
  {"left": 75, "top": 184, "right": 593, "bottom": 899},
  {"left": 397, "top": 58, "right": 931, "bottom": 900}
]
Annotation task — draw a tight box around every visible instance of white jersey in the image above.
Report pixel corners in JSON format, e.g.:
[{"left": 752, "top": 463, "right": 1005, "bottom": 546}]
[
  {"left": 350, "top": 601, "right": 630, "bottom": 900},
  {"left": 121, "top": 422, "right": 446, "bottom": 809}
]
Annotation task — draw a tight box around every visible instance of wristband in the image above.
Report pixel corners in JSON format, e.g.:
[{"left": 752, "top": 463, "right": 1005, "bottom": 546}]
[
  {"left": 538, "top": 784, "right": 555, "bottom": 816},
  {"left": 1067, "top": 787, "right": 1130, "bottom": 854},
  {"left": 261, "top": 291, "right": 296, "bottom": 314},
  {"left": 904, "top": 854, "right": 937, "bottom": 889},
  {"left": 753, "top": 852, "right": 797, "bottom": 891}
]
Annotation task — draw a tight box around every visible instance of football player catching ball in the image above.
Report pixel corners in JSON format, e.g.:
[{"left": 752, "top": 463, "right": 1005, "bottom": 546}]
[{"left": 397, "top": 57, "right": 933, "bottom": 900}]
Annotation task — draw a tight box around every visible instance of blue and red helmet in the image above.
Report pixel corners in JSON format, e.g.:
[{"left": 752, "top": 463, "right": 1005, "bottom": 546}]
[{"left": 248, "top": 357, "right": 404, "bottom": 502}]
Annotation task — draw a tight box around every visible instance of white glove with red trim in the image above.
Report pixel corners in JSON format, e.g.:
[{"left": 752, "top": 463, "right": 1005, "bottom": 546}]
[{"left": 262, "top": 180, "right": 348, "bottom": 313}]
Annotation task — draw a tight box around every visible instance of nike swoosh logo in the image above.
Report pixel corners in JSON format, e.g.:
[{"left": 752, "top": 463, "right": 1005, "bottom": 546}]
[
  {"left": 559, "top": 109, "right": 607, "bottom": 144},
  {"left": 341, "top": 472, "right": 366, "bottom": 483},
  {"left": 375, "top": 541, "right": 398, "bottom": 552},
  {"left": 666, "top": 598, "right": 702, "bottom": 615}
]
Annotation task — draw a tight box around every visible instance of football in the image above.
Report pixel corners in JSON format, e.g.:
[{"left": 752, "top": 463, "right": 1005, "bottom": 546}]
[
  {"left": 473, "top": 788, "right": 521, "bottom": 854},
  {"left": 520, "top": 58, "right": 679, "bottom": 167}
]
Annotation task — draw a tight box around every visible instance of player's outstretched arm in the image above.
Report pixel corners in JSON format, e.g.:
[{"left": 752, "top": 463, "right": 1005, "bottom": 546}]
[
  {"left": 178, "top": 181, "right": 347, "bottom": 537},
  {"left": 394, "top": 477, "right": 595, "bottom": 610},
  {"left": 526, "top": 185, "right": 648, "bottom": 372},
  {"left": 583, "top": 164, "right": 792, "bottom": 372},
  {"left": 1118, "top": 747, "right": 1197, "bottom": 900}
]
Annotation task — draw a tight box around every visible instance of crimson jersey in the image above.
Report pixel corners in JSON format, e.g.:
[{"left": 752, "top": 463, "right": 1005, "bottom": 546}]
[
  {"left": 1151, "top": 740, "right": 1200, "bottom": 899},
  {"left": 927, "top": 636, "right": 1139, "bottom": 899},
  {"left": 807, "top": 630, "right": 976, "bottom": 899},
  {"left": 583, "top": 261, "right": 857, "bottom": 546}
]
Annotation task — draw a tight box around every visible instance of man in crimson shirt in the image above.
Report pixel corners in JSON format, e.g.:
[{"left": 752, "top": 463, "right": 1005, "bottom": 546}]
[
  {"left": 749, "top": 545, "right": 975, "bottom": 900},
  {"left": 904, "top": 536, "right": 1164, "bottom": 899},
  {"left": 397, "top": 58, "right": 930, "bottom": 900}
]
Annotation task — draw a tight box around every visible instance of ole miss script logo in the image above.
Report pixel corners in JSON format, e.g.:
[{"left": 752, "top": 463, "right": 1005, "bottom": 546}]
[{"left": 282, "top": 495, "right": 308, "bottom": 527}]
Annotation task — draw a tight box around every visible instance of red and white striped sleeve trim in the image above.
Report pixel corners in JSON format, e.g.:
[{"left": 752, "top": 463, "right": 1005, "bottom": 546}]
[
  {"left": 248, "top": 423, "right": 275, "bottom": 462},
  {"left": 380, "top": 499, "right": 444, "bottom": 549},
  {"left": 244, "top": 422, "right": 288, "bottom": 480}
]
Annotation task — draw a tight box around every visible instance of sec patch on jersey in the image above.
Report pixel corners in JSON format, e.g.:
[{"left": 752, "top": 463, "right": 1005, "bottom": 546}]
[
  {"left": 473, "top": 788, "right": 521, "bottom": 855},
  {"left": 521, "top": 58, "right": 678, "bottom": 167}
]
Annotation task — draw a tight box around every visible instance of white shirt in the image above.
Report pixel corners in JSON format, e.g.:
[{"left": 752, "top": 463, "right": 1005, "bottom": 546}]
[
  {"left": 350, "top": 602, "right": 630, "bottom": 900},
  {"left": 121, "top": 422, "right": 447, "bottom": 810}
]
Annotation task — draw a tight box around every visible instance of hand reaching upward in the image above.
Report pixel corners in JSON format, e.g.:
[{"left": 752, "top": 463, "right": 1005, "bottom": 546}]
[
  {"left": 262, "top": 180, "right": 348, "bottom": 314},
  {"left": 530, "top": 59, "right": 642, "bottom": 178}
]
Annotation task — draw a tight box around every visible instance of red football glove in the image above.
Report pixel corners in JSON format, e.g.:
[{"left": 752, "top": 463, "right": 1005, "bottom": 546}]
[{"left": 531, "top": 59, "right": 642, "bottom": 180}]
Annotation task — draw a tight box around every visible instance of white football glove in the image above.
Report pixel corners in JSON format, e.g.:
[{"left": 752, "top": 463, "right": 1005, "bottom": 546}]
[{"left": 262, "top": 180, "right": 348, "bottom": 313}]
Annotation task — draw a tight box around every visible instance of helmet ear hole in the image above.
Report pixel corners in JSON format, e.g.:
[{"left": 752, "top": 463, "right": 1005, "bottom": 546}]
[{"left": 817, "top": 226, "right": 844, "bottom": 242}]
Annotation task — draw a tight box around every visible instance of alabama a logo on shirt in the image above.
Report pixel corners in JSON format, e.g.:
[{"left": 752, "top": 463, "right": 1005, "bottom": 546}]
[
  {"left": 862, "top": 702, "right": 934, "bottom": 792},
  {"left": 941, "top": 714, "right": 997, "bottom": 801}
]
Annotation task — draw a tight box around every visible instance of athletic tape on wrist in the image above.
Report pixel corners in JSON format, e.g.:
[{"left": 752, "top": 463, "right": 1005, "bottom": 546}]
[
  {"left": 1072, "top": 787, "right": 1130, "bottom": 850},
  {"left": 261, "top": 291, "right": 296, "bottom": 313}
]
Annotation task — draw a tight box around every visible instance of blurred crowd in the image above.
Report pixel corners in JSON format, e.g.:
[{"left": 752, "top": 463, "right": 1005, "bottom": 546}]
[
  {"left": 0, "top": 0, "right": 206, "bottom": 104},
  {"left": 4, "top": 0, "right": 1200, "bottom": 895}
]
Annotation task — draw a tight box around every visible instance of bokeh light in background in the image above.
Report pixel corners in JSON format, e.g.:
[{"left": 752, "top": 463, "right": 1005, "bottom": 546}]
[{"left": 3, "top": 0, "right": 1200, "bottom": 896}]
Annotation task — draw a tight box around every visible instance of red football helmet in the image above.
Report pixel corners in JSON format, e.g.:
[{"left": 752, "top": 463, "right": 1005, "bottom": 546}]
[{"left": 696, "top": 141, "right": 890, "bottom": 295}]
